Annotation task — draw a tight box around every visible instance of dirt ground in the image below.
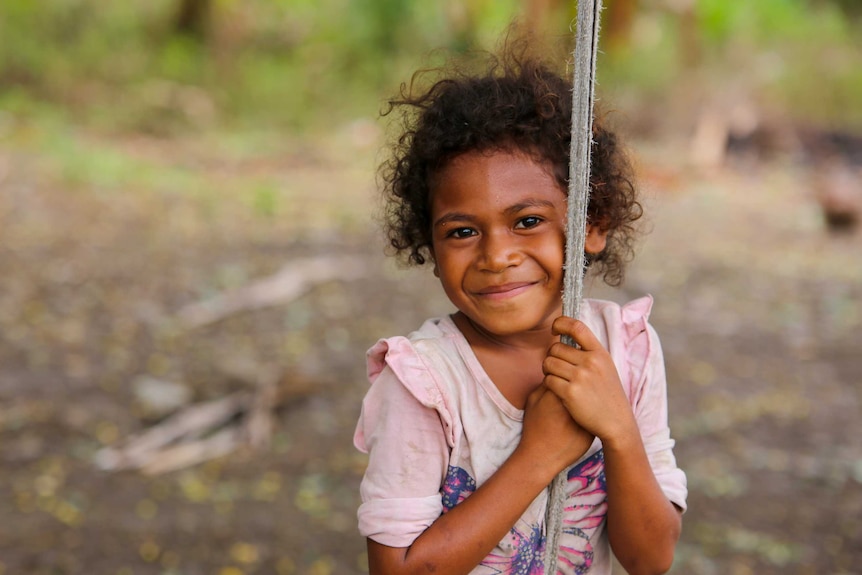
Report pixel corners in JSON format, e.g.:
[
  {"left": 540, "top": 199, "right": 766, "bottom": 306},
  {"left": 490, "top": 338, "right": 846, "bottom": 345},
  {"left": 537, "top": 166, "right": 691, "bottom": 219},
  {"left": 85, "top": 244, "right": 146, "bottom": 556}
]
[{"left": 0, "top": 125, "right": 860, "bottom": 575}]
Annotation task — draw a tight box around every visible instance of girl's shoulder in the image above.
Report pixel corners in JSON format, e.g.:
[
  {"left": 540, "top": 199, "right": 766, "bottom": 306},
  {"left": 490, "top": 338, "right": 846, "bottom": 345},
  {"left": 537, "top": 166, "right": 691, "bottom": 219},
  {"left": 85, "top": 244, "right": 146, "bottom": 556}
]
[
  {"left": 365, "top": 315, "right": 464, "bottom": 383},
  {"left": 364, "top": 316, "right": 481, "bottom": 413},
  {"left": 582, "top": 296, "right": 662, "bottom": 397},
  {"left": 581, "top": 295, "right": 654, "bottom": 345},
  {"left": 361, "top": 316, "right": 478, "bottom": 448}
]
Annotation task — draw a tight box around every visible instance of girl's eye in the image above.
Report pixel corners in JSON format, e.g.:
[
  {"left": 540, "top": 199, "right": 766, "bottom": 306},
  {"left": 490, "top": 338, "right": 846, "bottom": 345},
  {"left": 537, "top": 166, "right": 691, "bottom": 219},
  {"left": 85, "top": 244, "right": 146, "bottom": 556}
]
[
  {"left": 515, "top": 216, "right": 542, "bottom": 229},
  {"left": 448, "top": 227, "right": 476, "bottom": 239}
]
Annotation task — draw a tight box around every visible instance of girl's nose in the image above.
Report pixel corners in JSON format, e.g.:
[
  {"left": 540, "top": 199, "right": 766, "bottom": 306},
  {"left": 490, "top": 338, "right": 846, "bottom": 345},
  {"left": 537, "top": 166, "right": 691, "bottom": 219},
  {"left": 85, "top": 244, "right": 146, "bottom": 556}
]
[{"left": 478, "top": 232, "right": 518, "bottom": 272}]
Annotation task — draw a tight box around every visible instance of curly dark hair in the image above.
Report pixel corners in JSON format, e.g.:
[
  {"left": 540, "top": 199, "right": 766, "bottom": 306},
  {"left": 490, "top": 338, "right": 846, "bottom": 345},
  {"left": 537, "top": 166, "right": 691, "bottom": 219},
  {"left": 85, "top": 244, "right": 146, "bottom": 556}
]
[{"left": 380, "top": 44, "right": 642, "bottom": 287}]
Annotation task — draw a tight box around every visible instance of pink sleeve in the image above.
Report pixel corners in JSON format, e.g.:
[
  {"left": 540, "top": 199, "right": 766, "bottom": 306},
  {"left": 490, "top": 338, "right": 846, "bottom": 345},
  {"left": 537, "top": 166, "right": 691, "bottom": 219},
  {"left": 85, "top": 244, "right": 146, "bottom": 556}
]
[
  {"left": 623, "top": 299, "right": 689, "bottom": 512},
  {"left": 353, "top": 337, "right": 452, "bottom": 547}
]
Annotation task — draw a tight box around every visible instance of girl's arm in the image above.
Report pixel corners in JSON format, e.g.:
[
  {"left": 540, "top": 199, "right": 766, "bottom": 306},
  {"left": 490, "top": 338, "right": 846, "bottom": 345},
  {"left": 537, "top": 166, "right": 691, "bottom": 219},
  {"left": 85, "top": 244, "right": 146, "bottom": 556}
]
[
  {"left": 367, "top": 385, "right": 593, "bottom": 575},
  {"left": 600, "top": 417, "right": 682, "bottom": 575},
  {"left": 543, "top": 317, "right": 681, "bottom": 575}
]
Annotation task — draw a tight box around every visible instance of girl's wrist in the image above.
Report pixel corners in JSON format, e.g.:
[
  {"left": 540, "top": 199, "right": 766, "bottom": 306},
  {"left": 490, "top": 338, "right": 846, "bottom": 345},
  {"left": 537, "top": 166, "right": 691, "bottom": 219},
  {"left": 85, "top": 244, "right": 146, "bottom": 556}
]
[
  {"left": 510, "top": 443, "right": 568, "bottom": 487},
  {"left": 597, "top": 416, "right": 641, "bottom": 454}
]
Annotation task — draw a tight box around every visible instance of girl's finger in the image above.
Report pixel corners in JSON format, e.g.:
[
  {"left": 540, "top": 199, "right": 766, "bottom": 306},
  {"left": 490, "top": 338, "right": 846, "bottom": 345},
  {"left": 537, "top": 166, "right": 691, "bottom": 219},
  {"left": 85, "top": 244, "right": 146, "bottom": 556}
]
[
  {"left": 552, "top": 317, "right": 602, "bottom": 352},
  {"left": 546, "top": 341, "right": 584, "bottom": 363},
  {"left": 542, "top": 355, "right": 576, "bottom": 379},
  {"left": 542, "top": 374, "right": 571, "bottom": 396}
]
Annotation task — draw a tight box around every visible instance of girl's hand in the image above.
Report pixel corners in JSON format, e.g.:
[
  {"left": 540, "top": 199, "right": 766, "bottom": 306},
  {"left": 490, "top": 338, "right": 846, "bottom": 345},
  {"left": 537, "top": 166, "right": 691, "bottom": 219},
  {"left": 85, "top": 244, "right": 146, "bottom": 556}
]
[
  {"left": 542, "top": 316, "right": 638, "bottom": 447},
  {"left": 518, "top": 384, "right": 594, "bottom": 478}
]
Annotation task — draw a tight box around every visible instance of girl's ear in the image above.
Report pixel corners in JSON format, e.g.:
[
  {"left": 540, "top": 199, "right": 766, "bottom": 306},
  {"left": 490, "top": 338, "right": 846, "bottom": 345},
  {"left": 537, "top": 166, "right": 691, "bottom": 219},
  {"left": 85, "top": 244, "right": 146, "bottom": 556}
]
[
  {"left": 429, "top": 247, "right": 440, "bottom": 277},
  {"left": 584, "top": 224, "right": 608, "bottom": 254}
]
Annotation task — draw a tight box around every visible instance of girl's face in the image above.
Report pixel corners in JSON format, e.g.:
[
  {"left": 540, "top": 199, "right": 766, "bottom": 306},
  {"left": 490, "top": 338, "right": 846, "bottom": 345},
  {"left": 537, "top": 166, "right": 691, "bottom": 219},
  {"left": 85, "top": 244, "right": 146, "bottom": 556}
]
[{"left": 429, "top": 150, "right": 606, "bottom": 340}]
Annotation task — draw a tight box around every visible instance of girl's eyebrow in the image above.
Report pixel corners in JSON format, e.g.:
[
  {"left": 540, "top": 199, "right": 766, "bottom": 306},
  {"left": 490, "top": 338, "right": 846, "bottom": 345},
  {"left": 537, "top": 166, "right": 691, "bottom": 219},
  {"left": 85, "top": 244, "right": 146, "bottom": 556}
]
[
  {"left": 504, "top": 199, "right": 557, "bottom": 215},
  {"left": 433, "top": 212, "right": 476, "bottom": 228}
]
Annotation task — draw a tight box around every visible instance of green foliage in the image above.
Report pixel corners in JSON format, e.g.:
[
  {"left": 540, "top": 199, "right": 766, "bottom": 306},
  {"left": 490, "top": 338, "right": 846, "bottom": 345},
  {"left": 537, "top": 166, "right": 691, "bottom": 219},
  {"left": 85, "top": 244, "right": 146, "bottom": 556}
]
[
  {"left": 695, "top": 0, "right": 862, "bottom": 126},
  {"left": 598, "top": 0, "right": 862, "bottom": 129},
  {"left": 0, "top": 1, "right": 170, "bottom": 91},
  {"left": 598, "top": 10, "right": 682, "bottom": 98},
  {"left": 0, "top": 0, "right": 533, "bottom": 132},
  {"left": 697, "top": 0, "right": 851, "bottom": 48},
  {"left": 0, "top": 0, "right": 860, "bottom": 132}
]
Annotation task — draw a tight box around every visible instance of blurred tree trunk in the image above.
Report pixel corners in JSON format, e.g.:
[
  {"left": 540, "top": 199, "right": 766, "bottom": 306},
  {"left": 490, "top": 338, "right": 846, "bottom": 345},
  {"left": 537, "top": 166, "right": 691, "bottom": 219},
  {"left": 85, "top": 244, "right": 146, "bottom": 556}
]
[
  {"left": 522, "top": 0, "right": 638, "bottom": 54},
  {"left": 524, "top": 0, "right": 557, "bottom": 36},
  {"left": 672, "top": 0, "right": 700, "bottom": 69},
  {"left": 176, "top": 0, "right": 211, "bottom": 39},
  {"left": 603, "top": 0, "right": 638, "bottom": 52},
  {"left": 820, "top": 0, "right": 862, "bottom": 19}
]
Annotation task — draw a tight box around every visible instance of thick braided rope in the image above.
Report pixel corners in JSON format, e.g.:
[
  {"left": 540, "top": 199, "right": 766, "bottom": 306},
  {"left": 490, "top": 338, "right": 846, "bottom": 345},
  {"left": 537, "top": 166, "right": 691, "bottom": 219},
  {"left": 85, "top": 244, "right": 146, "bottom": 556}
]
[{"left": 543, "top": 1, "right": 603, "bottom": 573}]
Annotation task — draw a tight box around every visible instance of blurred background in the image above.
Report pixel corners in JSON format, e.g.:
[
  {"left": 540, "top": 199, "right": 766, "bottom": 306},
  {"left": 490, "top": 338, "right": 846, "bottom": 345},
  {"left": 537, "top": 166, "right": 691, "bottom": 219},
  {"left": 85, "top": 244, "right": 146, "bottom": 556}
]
[{"left": 0, "top": 0, "right": 861, "bottom": 573}]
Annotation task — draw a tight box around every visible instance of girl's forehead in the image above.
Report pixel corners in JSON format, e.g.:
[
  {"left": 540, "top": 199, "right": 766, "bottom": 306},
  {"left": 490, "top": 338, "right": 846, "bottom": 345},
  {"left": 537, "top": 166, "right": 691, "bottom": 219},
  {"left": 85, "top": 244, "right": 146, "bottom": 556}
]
[
  {"left": 438, "top": 148, "right": 556, "bottom": 182},
  {"left": 431, "top": 150, "right": 567, "bottom": 211},
  {"left": 433, "top": 146, "right": 562, "bottom": 189},
  {"left": 446, "top": 145, "right": 545, "bottom": 166}
]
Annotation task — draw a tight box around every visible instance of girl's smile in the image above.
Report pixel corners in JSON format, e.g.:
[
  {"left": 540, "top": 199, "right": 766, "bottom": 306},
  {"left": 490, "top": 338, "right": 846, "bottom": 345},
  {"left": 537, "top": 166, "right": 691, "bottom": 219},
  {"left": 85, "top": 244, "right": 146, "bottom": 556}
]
[
  {"left": 474, "top": 281, "right": 536, "bottom": 299},
  {"left": 429, "top": 150, "right": 606, "bottom": 345}
]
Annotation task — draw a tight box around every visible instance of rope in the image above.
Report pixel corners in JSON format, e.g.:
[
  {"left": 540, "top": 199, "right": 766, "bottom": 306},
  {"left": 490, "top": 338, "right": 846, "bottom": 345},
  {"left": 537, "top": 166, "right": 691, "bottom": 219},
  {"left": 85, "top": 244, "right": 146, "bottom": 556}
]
[{"left": 543, "top": 1, "right": 603, "bottom": 573}]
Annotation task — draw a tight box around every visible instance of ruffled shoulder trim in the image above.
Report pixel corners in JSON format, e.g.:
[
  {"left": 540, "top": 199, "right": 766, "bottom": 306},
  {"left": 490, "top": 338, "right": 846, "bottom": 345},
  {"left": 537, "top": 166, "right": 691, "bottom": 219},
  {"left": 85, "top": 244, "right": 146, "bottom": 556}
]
[
  {"left": 366, "top": 336, "right": 443, "bottom": 408},
  {"left": 580, "top": 295, "right": 656, "bottom": 404},
  {"left": 583, "top": 295, "right": 652, "bottom": 343},
  {"left": 620, "top": 294, "right": 653, "bottom": 343},
  {"left": 365, "top": 321, "right": 459, "bottom": 447}
]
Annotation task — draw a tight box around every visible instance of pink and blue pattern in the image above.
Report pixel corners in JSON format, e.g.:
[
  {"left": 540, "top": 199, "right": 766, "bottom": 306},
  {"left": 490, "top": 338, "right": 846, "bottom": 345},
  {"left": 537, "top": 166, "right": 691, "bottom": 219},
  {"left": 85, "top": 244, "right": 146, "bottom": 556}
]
[{"left": 439, "top": 449, "right": 607, "bottom": 574}]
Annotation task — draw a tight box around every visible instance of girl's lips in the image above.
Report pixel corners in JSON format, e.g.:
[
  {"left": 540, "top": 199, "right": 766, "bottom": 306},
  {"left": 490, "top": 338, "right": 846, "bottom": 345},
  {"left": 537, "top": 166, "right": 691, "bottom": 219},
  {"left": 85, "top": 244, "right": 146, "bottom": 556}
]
[{"left": 474, "top": 282, "right": 535, "bottom": 299}]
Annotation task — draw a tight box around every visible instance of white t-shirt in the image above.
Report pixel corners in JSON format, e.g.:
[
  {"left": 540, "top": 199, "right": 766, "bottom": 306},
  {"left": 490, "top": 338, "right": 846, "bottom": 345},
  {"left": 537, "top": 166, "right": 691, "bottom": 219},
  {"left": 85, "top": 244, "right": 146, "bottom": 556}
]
[{"left": 354, "top": 296, "right": 687, "bottom": 574}]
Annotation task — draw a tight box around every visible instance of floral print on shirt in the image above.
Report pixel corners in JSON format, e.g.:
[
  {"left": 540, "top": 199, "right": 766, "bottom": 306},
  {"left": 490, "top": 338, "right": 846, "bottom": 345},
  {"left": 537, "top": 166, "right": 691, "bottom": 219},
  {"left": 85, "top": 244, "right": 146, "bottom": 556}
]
[{"left": 438, "top": 449, "right": 607, "bottom": 574}]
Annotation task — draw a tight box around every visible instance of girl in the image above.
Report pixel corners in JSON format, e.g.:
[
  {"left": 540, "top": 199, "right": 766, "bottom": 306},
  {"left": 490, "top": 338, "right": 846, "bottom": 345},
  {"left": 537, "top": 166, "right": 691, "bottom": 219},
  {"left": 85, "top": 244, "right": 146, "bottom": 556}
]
[{"left": 354, "top": 45, "right": 687, "bottom": 575}]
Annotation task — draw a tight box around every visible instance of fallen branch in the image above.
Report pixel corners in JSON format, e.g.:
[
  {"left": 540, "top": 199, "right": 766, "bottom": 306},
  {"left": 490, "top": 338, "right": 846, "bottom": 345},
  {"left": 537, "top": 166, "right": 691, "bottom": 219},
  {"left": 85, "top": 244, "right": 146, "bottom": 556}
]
[
  {"left": 94, "top": 392, "right": 250, "bottom": 472},
  {"left": 140, "top": 427, "right": 242, "bottom": 476},
  {"left": 176, "top": 254, "right": 367, "bottom": 329},
  {"left": 94, "top": 372, "right": 322, "bottom": 475}
]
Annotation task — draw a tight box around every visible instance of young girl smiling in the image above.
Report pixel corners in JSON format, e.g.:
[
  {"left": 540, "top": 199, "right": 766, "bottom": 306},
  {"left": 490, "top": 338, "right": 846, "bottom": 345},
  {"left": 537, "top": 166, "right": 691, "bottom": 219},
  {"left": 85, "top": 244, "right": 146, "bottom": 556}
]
[{"left": 354, "top": 45, "right": 687, "bottom": 575}]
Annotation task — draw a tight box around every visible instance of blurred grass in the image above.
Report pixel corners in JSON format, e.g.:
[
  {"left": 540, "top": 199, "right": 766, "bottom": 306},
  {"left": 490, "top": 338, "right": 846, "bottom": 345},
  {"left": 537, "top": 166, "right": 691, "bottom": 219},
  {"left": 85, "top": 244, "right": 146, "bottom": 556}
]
[{"left": 0, "top": 0, "right": 523, "bottom": 133}]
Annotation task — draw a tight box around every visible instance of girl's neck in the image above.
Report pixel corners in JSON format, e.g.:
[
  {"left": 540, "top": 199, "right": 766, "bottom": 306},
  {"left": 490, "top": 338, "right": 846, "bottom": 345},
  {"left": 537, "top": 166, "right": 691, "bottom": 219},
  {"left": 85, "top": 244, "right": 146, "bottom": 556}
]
[
  {"left": 451, "top": 311, "right": 556, "bottom": 409},
  {"left": 451, "top": 311, "right": 557, "bottom": 353}
]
